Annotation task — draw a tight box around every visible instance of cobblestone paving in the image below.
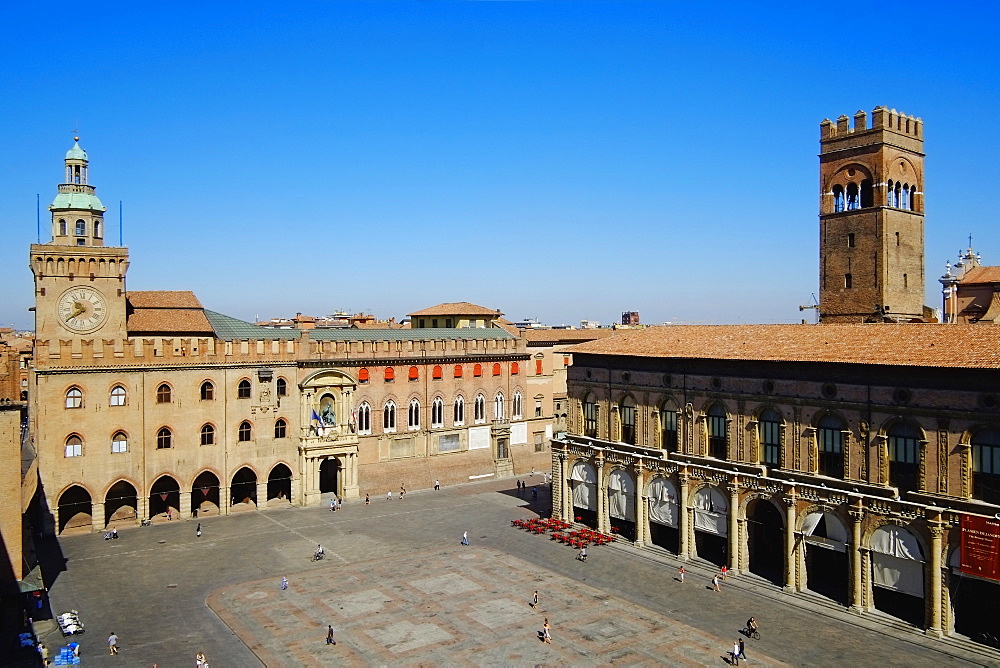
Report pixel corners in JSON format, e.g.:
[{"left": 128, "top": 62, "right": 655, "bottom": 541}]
[{"left": 209, "top": 546, "right": 785, "bottom": 667}]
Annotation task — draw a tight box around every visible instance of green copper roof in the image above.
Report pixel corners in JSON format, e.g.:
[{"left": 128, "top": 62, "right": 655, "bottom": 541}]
[
  {"left": 49, "top": 191, "right": 106, "bottom": 212},
  {"left": 203, "top": 310, "right": 515, "bottom": 342},
  {"left": 65, "top": 141, "right": 88, "bottom": 161}
]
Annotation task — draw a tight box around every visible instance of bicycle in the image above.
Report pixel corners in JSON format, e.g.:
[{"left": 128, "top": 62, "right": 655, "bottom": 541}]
[
  {"left": 744, "top": 626, "right": 760, "bottom": 640},
  {"left": 313, "top": 551, "right": 325, "bottom": 562}
]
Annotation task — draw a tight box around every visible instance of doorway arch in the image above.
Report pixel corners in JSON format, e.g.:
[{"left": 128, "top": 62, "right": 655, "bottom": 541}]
[
  {"left": 319, "top": 458, "right": 340, "bottom": 495},
  {"left": 230, "top": 467, "right": 258, "bottom": 509},
  {"left": 747, "top": 498, "right": 784, "bottom": 585},
  {"left": 192, "top": 471, "right": 221, "bottom": 516},
  {"left": 268, "top": 463, "right": 293, "bottom": 503},
  {"left": 870, "top": 524, "right": 925, "bottom": 627},
  {"left": 692, "top": 486, "right": 728, "bottom": 566},
  {"left": 647, "top": 476, "right": 679, "bottom": 553},
  {"left": 58, "top": 485, "right": 92, "bottom": 533},
  {"left": 149, "top": 475, "right": 180, "bottom": 519},
  {"left": 950, "top": 548, "right": 1000, "bottom": 647},
  {"left": 608, "top": 469, "right": 636, "bottom": 540},
  {"left": 570, "top": 460, "right": 598, "bottom": 528},
  {"left": 104, "top": 480, "right": 138, "bottom": 526},
  {"left": 802, "top": 511, "right": 849, "bottom": 604}
]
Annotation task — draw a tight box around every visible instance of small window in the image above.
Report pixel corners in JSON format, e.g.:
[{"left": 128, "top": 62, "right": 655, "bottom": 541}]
[
  {"left": 432, "top": 318, "right": 438, "bottom": 328},
  {"left": 94, "top": 219, "right": 102, "bottom": 238},
  {"left": 896, "top": 231, "right": 900, "bottom": 247},
  {"left": 832, "top": 185, "right": 845, "bottom": 212},
  {"left": 238, "top": 379, "right": 252, "bottom": 399},
  {"left": 513, "top": 391, "right": 523, "bottom": 419},
  {"left": 475, "top": 394, "right": 486, "bottom": 423},
  {"left": 384, "top": 367, "right": 395, "bottom": 382},
  {"left": 492, "top": 363, "right": 502, "bottom": 376},
  {"left": 432, "top": 365, "right": 443, "bottom": 379},
  {"left": 109, "top": 385, "right": 126, "bottom": 406},
  {"left": 535, "top": 399, "right": 542, "bottom": 418},
  {"left": 65, "top": 387, "right": 83, "bottom": 409},
  {"left": 157, "top": 427, "right": 173, "bottom": 449},
  {"left": 432, "top": 397, "right": 444, "bottom": 427},
  {"left": 408, "top": 399, "right": 420, "bottom": 429},
  {"left": 511, "top": 362, "right": 519, "bottom": 375},
  {"left": 536, "top": 360, "right": 543, "bottom": 375},
  {"left": 844, "top": 273, "right": 852, "bottom": 289},
  {"left": 495, "top": 393, "right": 505, "bottom": 420},
  {"left": 59, "top": 219, "right": 67, "bottom": 235},
  {"left": 359, "top": 368, "right": 370, "bottom": 384},
  {"left": 563, "top": 356, "right": 570, "bottom": 367},
  {"left": 111, "top": 432, "right": 128, "bottom": 453},
  {"left": 847, "top": 233, "right": 855, "bottom": 248},
  {"left": 454, "top": 365, "right": 463, "bottom": 378},
  {"left": 473, "top": 364, "right": 483, "bottom": 377},
  {"left": 454, "top": 396, "right": 465, "bottom": 426},
  {"left": 75, "top": 219, "right": 86, "bottom": 236},
  {"left": 200, "top": 424, "right": 215, "bottom": 446},
  {"left": 383, "top": 401, "right": 397, "bottom": 432},
  {"left": 238, "top": 421, "right": 252, "bottom": 442},
  {"left": 65, "top": 435, "right": 83, "bottom": 457},
  {"left": 156, "top": 383, "right": 172, "bottom": 403},
  {"left": 200, "top": 381, "right": 215, "bottom": 401},
  {"left": 274, "top": 418, "right": 287, "bottom": 438},
  {"left": 408, "top": 366, "right": 419, "bottom": 380},
  {"left": 357, "top": 402, "right": 372, "bottom": 434},
  {"left": 276, "top": 378, "right": 288, "bottom": 397}
]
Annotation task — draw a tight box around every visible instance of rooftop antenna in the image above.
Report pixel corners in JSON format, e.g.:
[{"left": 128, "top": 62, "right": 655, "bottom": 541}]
[
  {"left": 798, "top": 293, "right": 820, "bottom": 323},
  {"left": 119, "top": 200, "right": 123, "bottom": 246},
  {"left": 36, "top": 194, "right": 40, "bottom": 243}
]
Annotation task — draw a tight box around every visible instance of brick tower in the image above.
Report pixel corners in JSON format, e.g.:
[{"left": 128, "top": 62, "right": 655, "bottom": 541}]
[{"left": 818, "top": 107, "right": 926, "bottom": 323}]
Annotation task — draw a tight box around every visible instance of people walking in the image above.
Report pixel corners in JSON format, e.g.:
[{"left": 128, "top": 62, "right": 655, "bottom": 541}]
[
  {"left": 720, "top": 564, "right": 728, "bottom": 581},
  {"left": 326, "top": 624, "right": 336, "bottom": 645},
  {"left": 400, "top": 486, "right": 405, "bottom": 500},
  {"left": 38, "top": 642, "right": 49, "bottom": 666},
  {"left": 387, "top": 490, "right": 393, "bottom": 501},
  {"left": 738, "top": 637, "right": 747, "bottom": 662},
  {"left": 196, "top": 523, "right": 202, "bottom": 538},
  {"left": 330, "top": 499, "right": 336, "bottom": 512},
  {"left": 196, "top": 651, "right": 207, "bottom": 667},
  {"left": 434, "top": 479, "right": 440, "bottom": 491},
  {"left": 532, "top": 486, "right": 538, "bottom": 500},
  {"left": 713, "top": 574, "right": 721, "bottom": 592},
  {"left": 542, "top": 618, "right": 552, "bottom": 644},
  {"left": 281, "top": 576, "right": 288, "bottom": 590},
  {"left": 530, "top": 590, "right": 538, "bottom": 608},
  {"left": 678, "top": 566, "right": 685, "bottom": 582},
  {"left": 365, "top": 493, "right": 370, "bottom": 505},
  {"left": 461, "top": 530, "right": 469, "bottom": 545},
  {"left": 108, "top": 631, "right": 119, "bottom": 655},
  {"left": 732, "top": 639, "right": 740, "bottom": 665}
]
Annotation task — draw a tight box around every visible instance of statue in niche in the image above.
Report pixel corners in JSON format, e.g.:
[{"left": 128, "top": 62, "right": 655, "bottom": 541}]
[{"left": 320, "top": 403, "right": 337, "bottom": 426}]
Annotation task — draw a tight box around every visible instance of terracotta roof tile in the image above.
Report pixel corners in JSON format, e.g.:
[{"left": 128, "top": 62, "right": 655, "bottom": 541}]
[
  {"left": 567, "top": 324, "right": 1000, "bottom": 369},
  {"left": 127, "top": 291, "right": 203, "bottom": 308},
  {"left": 407, "top": 302, "right": 503, "bottom": 317},
  {"left": 959, "top": 266, "right": 1000, "bottom": 284},
  {"left": 128, "top": 308, "right": 214, "bottom": 334},
  {"left": 521, "top": 329, "right": 616, "bottom": 344}
]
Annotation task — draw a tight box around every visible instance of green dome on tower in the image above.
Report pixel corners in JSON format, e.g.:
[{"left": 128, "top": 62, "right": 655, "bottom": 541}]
[{"left": 65, "top": 140, "right": 88, "bottom": 161}]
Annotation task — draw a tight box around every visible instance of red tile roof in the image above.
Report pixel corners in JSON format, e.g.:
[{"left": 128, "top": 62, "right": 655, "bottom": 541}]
[
  {"left": 960, "top": 266, "right": 1000, "bottom": 284},
  {"left": 407, "top": 302, "right": 503, "bottom": 317},
  {"left": 567, "top": 324, "right": 1000, "bottom": 369},
  {"left": 521, "top": 329, "right": 616, "bottom": 344},
  {"left": 127, "top": 291, "right": 213, "bottom": 334},
  {"left": 127, "top": 291, "right": 203, "bottom": 308}
]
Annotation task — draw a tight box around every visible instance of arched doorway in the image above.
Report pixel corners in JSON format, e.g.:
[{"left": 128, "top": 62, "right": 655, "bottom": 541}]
[
  {"left": 950, "top": 549, "right": 1000, "bottom": 648},
  {"left": 608, "top": 469, "right": 636, "bottom": 541},
  {"left": 870, "top": 524, "right": 925, "bottom": 627},
  {"left": 104, "top": 481, "right": 138, "bottom": 526},
  {"left": 191, "top": 471, "right": 221, "bottom": 516},
  {"left": 802, "top": 511, "right": 849, "bottom": 604},
  {"left": 747, "top": 498, "right": 784, "bottom": 585},
  {"left": 148, "top": 476, "right": 180, "bottom": 519},
  {"left": 319, "top": 458, "right": 340, "bottom": 495},
  {"left": 693, "top": 486, "right": 728, "bottom": 566},
  {"left": 268, "top": 463, "right": 293, "bottom": 503},
  {"left": 230, "top": 467, "right": 258, "bottom": 509},
  {"left": 570, "top": 460, "right": 598, "bottom": 528},
  {"left": 647, "top": 477, "right": 679, "bottom": 554},
  {"left": 57, "top": 485, "right": 92, "bottom": 533}
]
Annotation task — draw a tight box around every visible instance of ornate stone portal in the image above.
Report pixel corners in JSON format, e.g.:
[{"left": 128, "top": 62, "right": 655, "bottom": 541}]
[{"left": 299, "top": 370, "right": 360, "bottom": 504}]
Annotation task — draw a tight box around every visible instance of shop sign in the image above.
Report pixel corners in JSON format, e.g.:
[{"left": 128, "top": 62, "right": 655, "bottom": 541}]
[{"left": 959, "top": 514, "right": 1000, "bottom": 582}]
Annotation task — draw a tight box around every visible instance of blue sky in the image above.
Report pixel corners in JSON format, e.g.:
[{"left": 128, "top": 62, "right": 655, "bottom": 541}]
[{"left": 3, "top": 1, "right": 999, "bottom": 329}]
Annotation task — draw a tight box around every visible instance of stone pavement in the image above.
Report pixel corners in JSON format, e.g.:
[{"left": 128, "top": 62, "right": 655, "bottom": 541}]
[{"left": 36, "top": 476, "right": 999, "bottom": 667}]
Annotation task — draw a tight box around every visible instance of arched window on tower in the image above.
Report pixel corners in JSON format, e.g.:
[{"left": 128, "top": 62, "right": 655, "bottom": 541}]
[
  {"left": 94, "top": 220, "right": 102, "bottom": 238},
  {"left": 887, "top": 180, "right": 896, "bottom": 207},
  {"left": 894, "top": 182, "right": 903, "bottom": 209},
  {"left": 454, "top": 395, "right": 465, "bottom": 426},
  {"left": 860, "top": 179, "right": 873, "bottom": 208},
  {"left": 431, "top": 397, "right": 444, "bottom": 427},
  {"left": 65, "top": 387, "right": 83, "bottom": 409},
  {"left": 383, "top": 401, "right": 397, "bottom": 433},
  {"left": 909, "top": 185, "right": 917, "bottom": 211},
  {"left": 408, "top": 399, "right": 420, "bottom": 430},
  {"left": 901, "top": 183, "right": 909, "bottom": 210},
  {"left": 494, "top": 392, "right": 505, "bottom": 420},
  {"left": 846, "top": 183, "right": 859, "bottom": 210},
  {"left": 832, "top": 185, "right": 845, "bottom": 212},
  {"left": 58, "top": 219, "right": 67, "bottom": 236},
  {"left": 75, "top": 219, "right": 86, "bottom": 236}
]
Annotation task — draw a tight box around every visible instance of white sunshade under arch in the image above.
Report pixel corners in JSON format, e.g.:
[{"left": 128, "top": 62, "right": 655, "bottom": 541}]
[
  {"left": 570, "top": 460, "right": 597, "bottom": 510},
  {"left": 870, "top": 524, "right": 924, "bottom": 597},
  {"left": 693, "top": 486, "right": 728, "bottom": 536},
  {"left": 802, "top": 511, "right": 849, "bottom": 553},
  {"left": 608, "top": 469, "right": 635, "bottom": 521},
  {"left": 647, "top": 477, "right": 678, "bottom": 527}
]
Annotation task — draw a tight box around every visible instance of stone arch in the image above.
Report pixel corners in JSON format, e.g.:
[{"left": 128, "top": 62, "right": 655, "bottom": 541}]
[
  {"left": 569, "top": 459, "right": 598, "bottom": 529},
  {"left": 865, "top": 520, "right": 928, "bottom": 627},
  {"left": 230, "top": 466, "right": 258, "bottom": 509},
  {"left": 103, "top": 479, "right": 139, "bottom": 527},
  {"left": 148, "top": 474, "right": 181, "bottom": 519},
  {"left": 57, "top": 484, "right": 93, "bottom": 533},
  {"left": 692, "top": 484, "right": 729, "bottom": 566},
  {"left": 267, "top": 462, "right": 294, "bottom": 503},
  {"left": 192, "top": 470, "right": 222, "bottom": 516},
  {"left": 745, "top": 495, "right": 785, "bottom": 584},
  {"left": 607, "top": 467, "right": 636, "bottom": 540},
  {"left": 799, "top": 506, "right": 850, "bottom": 604}
]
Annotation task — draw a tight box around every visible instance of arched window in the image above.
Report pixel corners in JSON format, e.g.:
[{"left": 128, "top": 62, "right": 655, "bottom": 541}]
[
  {"left": 454, "top": 396, "right": 465, "bottom": 426},
  {"left": 75, "top": 219, "right": 86, "bottom": 236},
  {"left": 832, "top": 185, "right": 845, "bottom": 212},
  {"left": 274, "top": 418, "right": 287, "bottom": 438},
  {"left": 432, "top": 397, "right": 444, "bottom": 427},
  {"left": 65, "top": 387, "right": 83, "bottom": 409},
  {"left": 432, "top": 365, "right": 443, "bottom": 380},
  {"left": 860, "top": 179, "right": 874, "bottom": 208},
  {"left": 901, "top": 183, "right": 910, "bottom": 210},
  {"left": 109, "top": 385, "right": 126, "bottom": 406},
  {"left": 473, "top": 364, "right": 483, "bottom": 377},
  {"left": 894, "top": 182, "right": 902, "bottom": 209},
  {"left": 971, "top": 427, "right": 1000, "bottom": 505},
  {"left": 511, "top": 362, "right": 519, "bottom": 375},
  {"left": 846, "top": 183, "right": 859, "bottom": 210},
  {"left": 620, "top": 395, "right": 636, "bottom": 444},
  {"left": 660, "top": 403, "right": 678, "bottom": 452},
  {"left": 583, "top": 394, "right": 599, "bottom": 438},
  {"left": 887, "top": 180, "right": 896, "bottom": 207},
  {"left": 494, "top": 392, "right": 505, "bottom": 420},
  {"left": 384, "top": 367, "right": 395, "bottom": 382},
  {"left": 358, "top": 368, "right": 370, "bottom": 384},
  {"left": 238, "top": 421, "right": 252, "bottom": 442},
  {"left": 65, "top": 435, "right": 83, "bottom": 457},
  {"left": 238, "top": 379, "right": 252, "bottom": 399},
  {"left": 887, "top": 421, "right": 921, "bottom": 493},
  {"left": 909, "top": 185, "right": 917, "bottom": 211},
  {"left": 453, "top": 365, "right": 463, "bottom": 378},
  {"left": 200, "top": 381, "right": 214, "bottom": 401},
  {"left": 707, "top": 404, "right": 728, "bottom": 459},
  {"left": 156, "top": 427, "right": 172, "bottom": 449},
  {"left": 111, "top": 431, "right": 128, "bottom": 453},
  {"left": 58, "top": 219, "right": 67, "bottom": 235},
  {"left": 94, "top": 219, "right": 102, "bottom": 238},
  {"left": 383, "top": 401, "right": 396, "bottom": 432},
  {"left": 200, "top": 424, "right": 215, "bottom": 446},
  {"left": 408, "top": 366, "right": 419, "bottom": 380},
  {"left": 276, "top": 378, "right": 287, "bottom": 397},
  {"left": 357, "top": 402, "right": 372, "bottom": 434},
  {"left": 512, "top": 391, "right": 523, "bottom": 419},
  {"left": 492, "top": 363, "right": 502, "bottom": 376},
  {"left": 758, "top": 408, "right": 782, "bottom": 467},
  {"left": 408, "top": 399, "right": 421, "bottom": 430},
  {"left": 156, "top": 383, "right": 172, "bottom": 404},
  {"left": 477, "top": 394, "right": 488, "bottom": 422},
  {"left": 817, "top": 414, "right": 845, "bottom": 478}
]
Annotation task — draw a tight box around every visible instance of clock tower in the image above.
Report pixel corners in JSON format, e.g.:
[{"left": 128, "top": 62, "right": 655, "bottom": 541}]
[{"left": 30, "top": 139, "right": 129, "bottom": 341}]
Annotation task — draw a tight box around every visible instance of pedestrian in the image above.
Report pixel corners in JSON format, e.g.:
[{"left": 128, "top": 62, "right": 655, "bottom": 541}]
[
  {"left": 166, "top": 507, "right": 173, "bottom": 521},
  {"left": 530, "top": 590, "right": 538, "bottom": 608},
  {"left": 461, "top": 530, "right": 469, "bottom": 545},
  {"left": 108, "top": 631, "right": 119, "bottom": 655},
  {"left": 400, "top": 486, "right": 405, "bottom": 499},
  {"left": 721, "top": 564, "right": 728, "bottom": 581},
  {"left": 712, "top": 574, "right": 721, "bottom": 592},
  {"left": 738, "top": 637, "right": 747, "bottom": 662},
  {"left": 578, "top": 546, "right": 587, "bottom": 562},
  {"left": 281, "top": 576, "right": 288, "bottom": 590},
  {"left": 365, "top": 493, "right": 370, "bottom": 505},
  {"left": 337, "top": 497, "right": 343, "bottom": 510},
  {"left": 326, "top": 624, "right": 336, "bottom": 645},
  {"left": 542, "top": 618, "right": 552, "bottom": 644},
  {"left": 196, "top": 651, "right": 207, "bottom": 667},
  {"left": 532, "top": 486, "right": 538, "bottom": 499},
  {"left": 196, "top": 523, "right": 202, "bottom": 538},
  {"left": 387, "top": 490, "right": 392, "bottom": 501},
  {"left": 38, "top": 642, "right": 49, "bottom": 666},
  {"left": 678, "top": 566, "right": 685, "bottom": 583},
  {"left": 732, "top": 639, "right": 740, "bottom": 666},
  {"left": 330, "top": 499, "right": 336, "bottom": 512},
  {"left": 434, "top": 479, "right": 440, "bottom": 491},
  {"left": 111, "top": 527, "right": 118, "bottom": 539}
]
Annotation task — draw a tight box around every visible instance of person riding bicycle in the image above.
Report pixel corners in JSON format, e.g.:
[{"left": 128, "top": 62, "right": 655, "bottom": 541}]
[
  {"left": 315, "top": 544, "right": 325, "bottom": 560},
  {"left": 746, "top": 617, "right": 758, "bottom": 636}
]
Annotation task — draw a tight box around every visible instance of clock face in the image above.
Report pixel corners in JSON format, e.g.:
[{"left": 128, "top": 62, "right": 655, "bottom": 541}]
[{"left": 57, "top": 287, "right": 107, "bottom": 333}]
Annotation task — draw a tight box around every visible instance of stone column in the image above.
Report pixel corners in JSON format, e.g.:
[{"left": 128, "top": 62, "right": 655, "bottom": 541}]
[
  {"left": 221, "top": 487, "right": 231, "bottom": 515},
  {"left": 678, "top": 468, "right": 691, "bottom": 560},
  {"left": 91, "top": 502, "right": 105, "bottom": 532},
  {"left": 180, "top": 491, "right": 192, "bottom": 519},
  {"left": 727, "top": 481, "right": 740, "bottom": 574},
  {"left": 848, "top": 506, "right": 864, "bottom": 611},
  {"left": 927, "top": 521, "right": 946, "bottom": 637},
  {"left": 137, "top": 495, "right": 149, "bottom": 523},
  {"left": 783, "top": 490, "right": 798, "bottom": 591},
  {"left": 595, "top": 452, "right": 608, "bottom": 533},
  {"left": 256, "top": 482, "right": 269, "bottom": 510},
  {"left": 634, "top": 463, "right": 646, "bottom": 547}
]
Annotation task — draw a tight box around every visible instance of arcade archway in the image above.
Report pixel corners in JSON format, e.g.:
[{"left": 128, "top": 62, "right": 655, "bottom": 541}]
[
  {"left": 570, "top": 460, "right": 598, "bottom": 528},
  {"left": 747, "top": 498, "right": 784, "bottom": 585},
  {"left": 230, "top": 467, "right": 258, "bottom": 509},
  {"left": 693, "top": 486, "right": 728, "bottom": 566},
  {"left": 58, "top": 485, "right": 92, "bottom": 533},
  {"left": 647, "top": 477, "right": 679, "bottom": 554},
  {"left": 319, "top": 458, "right": 340, "bottom": 495},
  {"left": 268, "top": 463, "right": 293, "bottom": 503},
  {"left": 149, "top": 476, "right": 180, "bottom": 519},
  {"left": 870, "top": 524, "right": 925, "bottom": 627},
  {"left": 950, "top": 549, "right": 1000, "bottom": 648},
  {"left": 104, "top": 481, "right": 138, "bottom": 526},
  {"left": 192, "top": 471, "right": 221, "bottom": 516},
  {"left": 802, "top": 511, "right": 849, "bottom": 604},
  {"left": 607, "top": 469, "right": 636, "bottom": 541}
]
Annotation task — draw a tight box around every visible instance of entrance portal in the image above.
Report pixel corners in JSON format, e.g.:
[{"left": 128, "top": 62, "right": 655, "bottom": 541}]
[
  {"left": 230, "top": 467, "right": 258, "bottom": 508},
  {"left": 268, "top": 463, "right": 293, "bottom": 502},
  {"left": 319, "top": 458, "right": 340, "bottom": 495},
  {"left": 104, "top": 481, "right": 138, "bottom": 526},
  {"left": 747, "top": 499, "right": 784, "bottom": 585},
  {"left": 148, "top": 476, "right": 180, "bottom": 519},
  {"left": 953, "top": 568, "right": 1000, "bottom": 648},
  {"left": 192, "top": 471, "right": 221, "bottom": 516},
  {"left": 58, "top": 485, "right": 92, "bottom": 533}
]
